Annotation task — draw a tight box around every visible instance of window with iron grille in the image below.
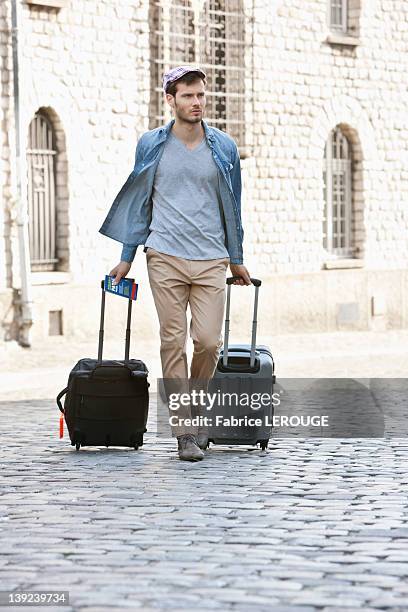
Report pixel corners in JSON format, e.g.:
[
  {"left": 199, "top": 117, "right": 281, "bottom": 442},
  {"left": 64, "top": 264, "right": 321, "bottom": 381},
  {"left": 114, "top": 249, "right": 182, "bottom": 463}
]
[
  {"left": 328, "top": 0, "right": 348, "bottom": 33},
  {"left": 27, "top": 112, "right": 59, "bottom": 271},
  {"left": 150, "top": 0, "right": 246, "bottom": 155},
  {"left": 323, "top": 127, "right": 353, "bottom": 257}
]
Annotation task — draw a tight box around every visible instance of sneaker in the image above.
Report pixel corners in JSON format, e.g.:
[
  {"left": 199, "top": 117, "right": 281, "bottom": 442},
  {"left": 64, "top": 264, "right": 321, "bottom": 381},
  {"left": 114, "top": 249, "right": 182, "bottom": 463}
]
[
  {"left": 177, "top": 434, "right": 204, "bottom": 461},
  {"left": 196, "top": 433, "right": 209, "bottom": 450}
]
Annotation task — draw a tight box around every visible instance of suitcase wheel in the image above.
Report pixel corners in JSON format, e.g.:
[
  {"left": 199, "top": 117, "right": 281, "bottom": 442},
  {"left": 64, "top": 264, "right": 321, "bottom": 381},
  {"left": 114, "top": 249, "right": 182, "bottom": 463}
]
[
  {"left": 73, "top": 431, "right": 82, "bottom": 451},
  {"left": 130, "top": 433, "right": 143, "bottom": 450},
  {"left": 259, "top": 440, "right": 268, "bottom": 451}
]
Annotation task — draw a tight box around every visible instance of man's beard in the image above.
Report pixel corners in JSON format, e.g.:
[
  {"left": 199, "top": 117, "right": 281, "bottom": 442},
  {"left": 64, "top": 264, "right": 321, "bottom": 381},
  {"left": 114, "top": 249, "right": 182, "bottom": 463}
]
[{"left": 174, "top": 106, "right": 203, "bottom": 123}]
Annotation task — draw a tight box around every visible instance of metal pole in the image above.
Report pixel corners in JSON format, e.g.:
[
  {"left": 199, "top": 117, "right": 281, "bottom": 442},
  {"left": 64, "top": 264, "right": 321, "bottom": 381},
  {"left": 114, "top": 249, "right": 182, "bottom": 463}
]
[
  {"left": 249, "top": 286, "right": 259, "bottom": 368},
  {"left": 222, "top": 284, "right": 231, "bottom": 367},
  {"left": 11, "top": 0, "right": 33, "bottom": 347}
]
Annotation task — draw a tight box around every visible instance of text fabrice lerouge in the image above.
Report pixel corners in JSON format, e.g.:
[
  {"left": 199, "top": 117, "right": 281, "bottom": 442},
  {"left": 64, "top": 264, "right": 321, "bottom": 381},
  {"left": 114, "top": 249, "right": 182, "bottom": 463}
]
[{"left": 168, "top": 415, "right": 330, "bottom": 428}]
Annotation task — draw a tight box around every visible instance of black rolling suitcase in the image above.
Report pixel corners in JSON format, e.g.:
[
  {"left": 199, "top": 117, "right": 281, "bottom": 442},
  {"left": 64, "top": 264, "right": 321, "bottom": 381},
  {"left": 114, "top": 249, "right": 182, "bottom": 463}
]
[
  {"left": 207, "top": 276, "right": 275, "bottom": 450},
  {"left": 57, "top": 280, "right": 149, "bottom": 450}
]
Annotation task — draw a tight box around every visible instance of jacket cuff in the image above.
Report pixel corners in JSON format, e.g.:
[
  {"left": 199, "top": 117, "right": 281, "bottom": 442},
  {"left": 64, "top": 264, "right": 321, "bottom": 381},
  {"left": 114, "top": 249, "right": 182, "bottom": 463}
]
[
  {"left": 121, "top": 244, "right": 137, "bottom": 263},
  {"left": 229, "top": 258, "right": 243, "bottom": 265}
]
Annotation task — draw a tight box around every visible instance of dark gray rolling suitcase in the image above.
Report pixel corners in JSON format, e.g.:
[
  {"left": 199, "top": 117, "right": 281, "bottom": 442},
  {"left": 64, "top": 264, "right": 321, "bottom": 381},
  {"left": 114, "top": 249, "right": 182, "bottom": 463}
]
[
  {"left": 56, "top": 280, "right": 149, "bottom": 450},
  {"left": 207, "top": 276, "right": 275, "bottom": 450}
]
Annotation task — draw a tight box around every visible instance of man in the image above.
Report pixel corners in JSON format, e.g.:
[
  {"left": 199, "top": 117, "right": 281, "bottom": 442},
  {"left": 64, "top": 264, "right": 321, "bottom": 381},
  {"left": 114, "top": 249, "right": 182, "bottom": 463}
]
[{"left": 100, "top": 66, "right": 251, "bottom": 461}]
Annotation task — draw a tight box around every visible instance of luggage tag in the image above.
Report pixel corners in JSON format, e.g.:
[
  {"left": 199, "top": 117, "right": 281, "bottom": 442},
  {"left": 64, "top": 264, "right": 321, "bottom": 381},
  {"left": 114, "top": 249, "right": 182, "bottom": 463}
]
[{"left": 104, "top": 275, "right": 138, "bottom": 300}]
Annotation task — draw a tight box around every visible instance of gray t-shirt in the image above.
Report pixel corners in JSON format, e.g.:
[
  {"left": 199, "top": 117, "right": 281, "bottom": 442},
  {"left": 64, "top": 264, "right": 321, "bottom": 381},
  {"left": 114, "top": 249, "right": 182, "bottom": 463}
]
[{"left": 144, "top": 131, "right": 229, "bottom": 260}]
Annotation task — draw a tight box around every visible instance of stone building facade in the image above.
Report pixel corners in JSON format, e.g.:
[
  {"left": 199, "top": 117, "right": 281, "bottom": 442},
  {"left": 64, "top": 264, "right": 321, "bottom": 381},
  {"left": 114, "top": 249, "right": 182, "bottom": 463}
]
[{"left": 0, "top": 0, "right": 407, "bottom": 347}]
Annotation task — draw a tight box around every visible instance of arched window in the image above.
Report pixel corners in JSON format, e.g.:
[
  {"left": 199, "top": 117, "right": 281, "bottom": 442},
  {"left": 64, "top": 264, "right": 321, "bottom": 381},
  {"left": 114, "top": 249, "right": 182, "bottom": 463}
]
[
  {"left": 323, "top": 127, "right": 353, "bottom": 257},
  {"left": 27, "top": 112, "right": 58, "bottom": 271},
  {"left": 150, "top": 0, "right": 246, "bottom": 154}
]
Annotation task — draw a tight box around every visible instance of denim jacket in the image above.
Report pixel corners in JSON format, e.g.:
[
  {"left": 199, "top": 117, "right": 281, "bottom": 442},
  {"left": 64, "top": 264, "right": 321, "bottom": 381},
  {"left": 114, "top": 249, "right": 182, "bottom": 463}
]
[{"left": 99, "top": 119, "right": 244, "bottom": 264}]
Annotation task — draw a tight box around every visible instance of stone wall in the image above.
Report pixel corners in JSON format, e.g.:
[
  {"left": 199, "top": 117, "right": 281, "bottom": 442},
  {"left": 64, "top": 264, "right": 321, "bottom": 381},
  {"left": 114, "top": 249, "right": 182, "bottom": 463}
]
[
  {"left": 243, "top": 0, "right": 408, "bottom": 274},
  {"left": 0, "top": 0, "right": 407, "bottom": 345}
]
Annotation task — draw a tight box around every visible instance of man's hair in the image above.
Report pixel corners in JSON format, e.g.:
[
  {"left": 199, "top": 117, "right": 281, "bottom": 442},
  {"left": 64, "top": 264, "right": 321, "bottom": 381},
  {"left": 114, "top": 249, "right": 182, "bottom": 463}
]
[{"left": 166, "top": 72, "right": 207, "bottom": 98}]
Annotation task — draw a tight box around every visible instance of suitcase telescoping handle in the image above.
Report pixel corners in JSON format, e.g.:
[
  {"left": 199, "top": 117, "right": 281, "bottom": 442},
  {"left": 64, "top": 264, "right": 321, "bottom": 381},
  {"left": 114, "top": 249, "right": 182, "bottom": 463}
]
[
  {"left": 98, "top": 279, "right": 133, "bottom": 363},
  {"left": 223, "top": 276, "right": 262, "bottom": 369}
]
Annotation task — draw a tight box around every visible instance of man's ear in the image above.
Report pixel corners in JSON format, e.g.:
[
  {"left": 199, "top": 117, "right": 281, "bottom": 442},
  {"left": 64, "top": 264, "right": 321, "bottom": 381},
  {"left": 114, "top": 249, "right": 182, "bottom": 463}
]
[{"left": 165, "top": 93, "right": 174, "bottom": 109}]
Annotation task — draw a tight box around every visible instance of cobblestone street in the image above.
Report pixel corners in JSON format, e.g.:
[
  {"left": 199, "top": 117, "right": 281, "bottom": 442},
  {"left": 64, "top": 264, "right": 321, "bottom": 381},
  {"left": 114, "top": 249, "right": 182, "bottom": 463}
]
[{"left": 1, "top": 394, "right": 408, "bottom": 611}]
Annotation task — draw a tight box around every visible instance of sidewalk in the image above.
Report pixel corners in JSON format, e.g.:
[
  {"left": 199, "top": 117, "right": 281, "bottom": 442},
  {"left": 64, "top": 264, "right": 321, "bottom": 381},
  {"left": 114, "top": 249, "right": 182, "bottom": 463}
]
[{"left": 1, "top": 329, "right": 407, "bottom": 401}]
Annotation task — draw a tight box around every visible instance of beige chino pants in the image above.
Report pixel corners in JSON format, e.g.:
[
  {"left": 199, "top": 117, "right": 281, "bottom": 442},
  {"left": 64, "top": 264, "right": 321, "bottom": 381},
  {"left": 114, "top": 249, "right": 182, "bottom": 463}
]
[{"left": 146, "top": 247, "right": 229, "bottom": 437}]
